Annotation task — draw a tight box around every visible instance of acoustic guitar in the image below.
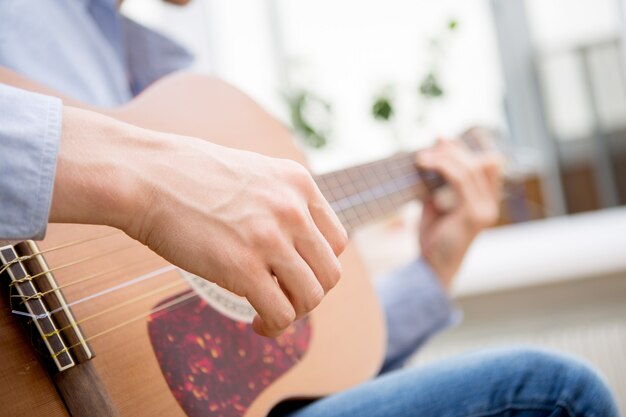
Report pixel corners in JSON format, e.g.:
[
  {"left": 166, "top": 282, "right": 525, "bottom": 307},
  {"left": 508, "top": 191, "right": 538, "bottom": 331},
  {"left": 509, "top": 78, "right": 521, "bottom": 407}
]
[{"left": 0, "top": 69, "right": 460, "bottom": 417}]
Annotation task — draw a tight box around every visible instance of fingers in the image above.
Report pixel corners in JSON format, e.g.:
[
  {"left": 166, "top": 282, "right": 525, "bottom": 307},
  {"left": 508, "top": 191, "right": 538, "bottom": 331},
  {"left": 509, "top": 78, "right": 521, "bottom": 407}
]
[
  {"left": 246, "top": 189, "right": 345, "bottom": 336},
  {"left": 308, "top": 182, "right": 349, "bottom": 257},
  {"left": 269, "top": 246, "right": 325, "bottom": 319},
  {"left": 417, "top": 141, "right": 484, "bottom": 203},
  {"left": 416, "top": 138, "right": 501, "bottom": 229},
  {"left": 294, "top": 216, "right": 343, "bottom": 295},
  {"left": 248, "top": 218, "right": 341, "bottom": 336},
  {"left": 242, "top": 164, "right": 346, "bottom": 338},
  {"left": 246, "top": 270, "right": 296, "bottom": 338}
]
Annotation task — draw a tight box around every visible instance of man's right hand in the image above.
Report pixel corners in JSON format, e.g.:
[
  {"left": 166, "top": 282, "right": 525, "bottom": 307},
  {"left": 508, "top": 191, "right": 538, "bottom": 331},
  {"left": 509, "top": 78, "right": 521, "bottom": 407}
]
[{"left": 50, "top": 106, "right": 348, "bottom": 337}]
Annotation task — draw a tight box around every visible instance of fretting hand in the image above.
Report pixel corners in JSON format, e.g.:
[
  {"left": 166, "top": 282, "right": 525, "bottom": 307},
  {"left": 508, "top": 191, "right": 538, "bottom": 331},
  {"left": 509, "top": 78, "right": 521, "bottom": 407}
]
[
  {"left": 51, "top": 106, "right": 348, "bottom": 338},
  {"left": 416, "top": 138, "right": 503, "bottom": 289}
]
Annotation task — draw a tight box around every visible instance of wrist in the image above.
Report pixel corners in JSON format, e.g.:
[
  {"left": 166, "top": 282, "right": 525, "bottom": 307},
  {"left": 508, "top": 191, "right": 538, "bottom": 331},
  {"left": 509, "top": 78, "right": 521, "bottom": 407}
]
[{"left": 50, "top": 106, "right": 163, "bottom": 232}]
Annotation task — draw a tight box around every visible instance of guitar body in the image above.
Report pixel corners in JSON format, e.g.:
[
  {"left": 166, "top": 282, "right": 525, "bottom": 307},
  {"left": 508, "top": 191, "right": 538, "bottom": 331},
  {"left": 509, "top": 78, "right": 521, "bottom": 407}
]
[{"left": 0, "top": 71, "right": 385, "bottom": 417}]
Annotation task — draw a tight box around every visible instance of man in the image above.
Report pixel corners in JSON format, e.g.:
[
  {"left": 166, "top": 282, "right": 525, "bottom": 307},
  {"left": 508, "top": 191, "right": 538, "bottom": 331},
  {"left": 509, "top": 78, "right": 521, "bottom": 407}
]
[{"left": 0, "top": 0, "right": 619, "bottom": 415}]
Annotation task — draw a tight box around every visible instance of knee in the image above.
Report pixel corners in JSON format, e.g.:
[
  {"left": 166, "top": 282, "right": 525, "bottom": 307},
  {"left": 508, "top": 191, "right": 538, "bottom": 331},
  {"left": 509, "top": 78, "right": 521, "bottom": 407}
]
[{"left": 493, "top": 347, "right": 620, "bottom": 417}]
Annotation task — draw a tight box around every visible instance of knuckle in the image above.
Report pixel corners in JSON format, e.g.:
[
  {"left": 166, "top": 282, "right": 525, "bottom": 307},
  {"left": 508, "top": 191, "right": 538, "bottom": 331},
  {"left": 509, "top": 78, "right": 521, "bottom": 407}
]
[
  {"left": 288, "top": 162, "right": 315, "bottom": 191},
  {"left": 251, "top": 223, "right": 281, "bottom": 249},
  {"left": 277, "top": 201, "right": 307, "bottom": 227}
]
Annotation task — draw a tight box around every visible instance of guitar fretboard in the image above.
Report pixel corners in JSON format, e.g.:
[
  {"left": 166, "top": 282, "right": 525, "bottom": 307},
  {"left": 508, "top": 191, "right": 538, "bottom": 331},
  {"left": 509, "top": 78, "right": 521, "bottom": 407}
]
[{"left": 314, "top": 152, "right": 445, "bottom": 233}]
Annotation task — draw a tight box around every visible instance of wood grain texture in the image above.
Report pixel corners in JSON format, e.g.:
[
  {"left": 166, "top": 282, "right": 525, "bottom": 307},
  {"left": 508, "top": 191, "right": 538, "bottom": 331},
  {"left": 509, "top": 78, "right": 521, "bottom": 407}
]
[{"left": 0, "top": 278, "right": 68, "bottom": 417}]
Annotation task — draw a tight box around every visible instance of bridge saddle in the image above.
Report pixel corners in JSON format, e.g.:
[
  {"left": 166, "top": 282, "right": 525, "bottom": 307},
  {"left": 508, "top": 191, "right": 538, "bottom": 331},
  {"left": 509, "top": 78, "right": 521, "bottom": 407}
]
[{"left": 0, "top": 241, "right": 93, "bottom": 372}]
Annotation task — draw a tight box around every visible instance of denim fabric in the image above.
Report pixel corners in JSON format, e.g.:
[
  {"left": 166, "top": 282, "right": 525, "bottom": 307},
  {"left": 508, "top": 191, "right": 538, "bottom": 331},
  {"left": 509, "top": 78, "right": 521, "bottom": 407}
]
[{"left": 275, "top": 347, "right": 619, "bottom": 417}]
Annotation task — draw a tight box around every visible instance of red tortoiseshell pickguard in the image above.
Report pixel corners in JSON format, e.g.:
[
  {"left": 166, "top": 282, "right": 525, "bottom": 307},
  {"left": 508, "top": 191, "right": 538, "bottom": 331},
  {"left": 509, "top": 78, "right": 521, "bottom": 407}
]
[{"left": 147, "top": 291, "right": 312, "bottom": 417}]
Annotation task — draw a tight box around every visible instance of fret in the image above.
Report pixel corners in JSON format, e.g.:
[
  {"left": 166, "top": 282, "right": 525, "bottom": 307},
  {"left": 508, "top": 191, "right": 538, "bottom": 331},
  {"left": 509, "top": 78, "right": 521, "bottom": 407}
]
[
  {"left": 315, "top": 132, "right": 496, "bottom": 232},
  {"left": 367, "top": 165, "right": 391, "bottom": 218},
  {"left": 346, "top": 168, "right": 364, "bottom": 193},
  {"left": 315, "top": 151, "right": 446, "bottom": 233}
]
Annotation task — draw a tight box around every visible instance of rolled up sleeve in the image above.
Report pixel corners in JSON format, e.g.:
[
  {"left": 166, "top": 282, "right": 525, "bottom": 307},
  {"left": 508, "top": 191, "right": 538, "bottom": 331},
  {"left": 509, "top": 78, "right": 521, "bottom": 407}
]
[
  {"left": 0, "top": 84, "right": 62, "bottom": 240},
  {"left": 375, "top": 258, "right": 461, "bottom": 372}
]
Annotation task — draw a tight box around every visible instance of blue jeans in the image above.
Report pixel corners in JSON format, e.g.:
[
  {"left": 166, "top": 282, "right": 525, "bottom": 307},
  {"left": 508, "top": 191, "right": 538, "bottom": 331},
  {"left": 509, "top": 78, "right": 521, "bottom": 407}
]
[{"left": 275, "top": 347, "right": 619, "bottom": 417}]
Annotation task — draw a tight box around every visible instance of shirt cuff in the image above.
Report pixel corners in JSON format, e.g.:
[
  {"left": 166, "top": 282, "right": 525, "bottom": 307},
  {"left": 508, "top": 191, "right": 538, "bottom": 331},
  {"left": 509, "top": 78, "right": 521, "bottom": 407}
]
[
  {"left": 0, "top": 84, "right": 62, "bottom": 240},
  {"left": 375, "top": 258, "right": 461, "bottom": 372}
]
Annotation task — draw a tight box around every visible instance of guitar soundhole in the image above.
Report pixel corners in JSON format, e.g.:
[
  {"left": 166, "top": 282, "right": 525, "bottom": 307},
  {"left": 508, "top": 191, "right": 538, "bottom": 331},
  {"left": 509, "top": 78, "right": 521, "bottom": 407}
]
[{"left": 148, "top": 291, "right": 312, "bottom": 417}]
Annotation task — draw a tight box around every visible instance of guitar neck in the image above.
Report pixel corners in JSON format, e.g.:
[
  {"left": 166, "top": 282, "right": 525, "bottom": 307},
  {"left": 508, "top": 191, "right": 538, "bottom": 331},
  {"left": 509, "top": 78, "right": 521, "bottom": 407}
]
[{"left": 315, "top": 152, "right": 445, "bottom": 233}]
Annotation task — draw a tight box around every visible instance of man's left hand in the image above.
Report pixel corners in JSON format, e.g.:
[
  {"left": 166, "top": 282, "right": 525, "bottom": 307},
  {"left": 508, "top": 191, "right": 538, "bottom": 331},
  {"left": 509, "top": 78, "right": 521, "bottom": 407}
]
[{"left": 416, "top": 138, "right": 503, "bottom": 289}]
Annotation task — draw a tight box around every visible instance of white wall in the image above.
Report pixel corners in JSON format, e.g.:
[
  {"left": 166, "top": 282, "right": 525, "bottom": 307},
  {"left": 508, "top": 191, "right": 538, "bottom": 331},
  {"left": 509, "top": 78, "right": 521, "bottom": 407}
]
[{"left": 525, "top": 0, "right": 621, "bottom": 52}]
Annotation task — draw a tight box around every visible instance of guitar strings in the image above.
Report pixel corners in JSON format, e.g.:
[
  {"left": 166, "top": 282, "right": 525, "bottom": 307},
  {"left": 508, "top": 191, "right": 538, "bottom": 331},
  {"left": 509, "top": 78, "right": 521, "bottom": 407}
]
[
  {"left": 315, "top": 152, "right": 413, "bottom": 182},
  {"left": 0, "top": 230, "right": 120, "bottom": 276},
  {"left": 51, "top": 290, "right": 199, "bottom": 360},
  {"left": 330, "top": 172, "right": 423, "bottom": 212},
  {"left": 14, "top": 257, "right": 159, "bottom": 305},
  {"left": 318, "top": 155, "right": 418, "bottom": 201},
  {"left": 44, "top": 279, "right": 188, "bottom": 338},
  {"left": 11, "top": 265, "right": 178, "bottom": 320},
  {"left": 316, "top": 153, "right": 415, "bottom": 188}
]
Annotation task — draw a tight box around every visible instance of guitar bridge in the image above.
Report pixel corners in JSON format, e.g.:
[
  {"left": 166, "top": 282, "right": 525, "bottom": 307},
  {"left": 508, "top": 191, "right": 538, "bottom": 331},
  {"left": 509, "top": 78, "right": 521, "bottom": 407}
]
[{"left": 0, "top": 241, "right": 93, "bottom": 373}]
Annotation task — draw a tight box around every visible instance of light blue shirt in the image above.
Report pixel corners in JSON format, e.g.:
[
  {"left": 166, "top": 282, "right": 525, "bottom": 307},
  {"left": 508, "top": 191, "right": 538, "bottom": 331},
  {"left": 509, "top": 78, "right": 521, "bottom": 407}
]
[{"left": 0, "top": 0, "right": 456, "bottom": 370}]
